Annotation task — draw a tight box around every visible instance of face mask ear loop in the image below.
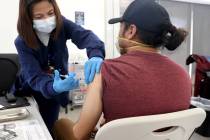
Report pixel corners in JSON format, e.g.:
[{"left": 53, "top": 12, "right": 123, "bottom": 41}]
[
  {"left": 115, "top": 41, "right": 127, "bottom": 55},
  {"left": 118, "top": 37, "right": 152, "bottom": 48},
  {"left": 118, "top": 37, "right": 159, "bottom": 54},
  {"left": 126, "top": 45, "right": 159, "bottom": 53}
]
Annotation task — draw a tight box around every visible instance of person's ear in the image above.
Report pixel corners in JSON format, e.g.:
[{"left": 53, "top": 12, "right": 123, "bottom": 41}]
[{"left": 125, "top": 24, "right": 137, "bottom": 40}]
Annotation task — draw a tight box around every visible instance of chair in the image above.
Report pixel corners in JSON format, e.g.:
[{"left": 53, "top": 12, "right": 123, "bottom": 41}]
[
  {"left": 95, "top": 108, "right": 206, "bottom": 140},
  {"left": 0, "top": 53, "right": 30, "bottom": 109},
  {"left": 186, "top": 54, "right": 210, "bottom": 98},
  {"left": 0, "top": 54, "right": 20, "bottom": 94}
]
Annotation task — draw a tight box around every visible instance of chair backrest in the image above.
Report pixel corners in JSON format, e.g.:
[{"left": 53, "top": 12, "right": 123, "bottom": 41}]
[
  {"left": 95, "top": 108, "right": 206, "bottom": 140},
  {"left": 0, "top": 54, "right": 19, "bottom": 93}
]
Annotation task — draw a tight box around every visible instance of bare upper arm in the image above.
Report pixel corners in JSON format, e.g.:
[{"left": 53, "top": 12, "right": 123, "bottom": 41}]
[{"left": 73, "top": 73, "right": 103, "bottom": 140}]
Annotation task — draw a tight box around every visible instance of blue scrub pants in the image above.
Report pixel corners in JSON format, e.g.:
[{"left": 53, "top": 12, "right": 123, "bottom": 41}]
[{"left": 33, "top": 93, "right": 60, "bottom": 135}]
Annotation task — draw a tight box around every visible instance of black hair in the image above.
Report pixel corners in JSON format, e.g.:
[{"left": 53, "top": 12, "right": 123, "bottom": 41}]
[{"left": 123, "top": 22, "right": 188, "bottom": 51}]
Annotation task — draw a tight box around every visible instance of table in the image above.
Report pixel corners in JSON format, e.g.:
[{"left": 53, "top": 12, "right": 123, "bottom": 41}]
[{"left": 0, "top": 97, "right": 53, "bottom": 140}]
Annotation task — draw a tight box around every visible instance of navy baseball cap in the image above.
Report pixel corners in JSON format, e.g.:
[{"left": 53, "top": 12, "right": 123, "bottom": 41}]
[{"left": 109, "top": 0, "right": 171, "bottom": 34}]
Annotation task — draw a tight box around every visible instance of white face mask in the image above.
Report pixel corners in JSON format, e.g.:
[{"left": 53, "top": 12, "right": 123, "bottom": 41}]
[{"left": 33, "top": 16, "right": 56, "bottom": 33}]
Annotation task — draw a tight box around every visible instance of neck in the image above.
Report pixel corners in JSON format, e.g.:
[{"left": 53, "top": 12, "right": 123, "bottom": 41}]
[
  {"left": 36, "top": 31, "right": 50, "bottom": 36},
  {"left": 118, "top": 37, "right": 160, "bottom": 54},
  {"left": 126, "top": 45, "right": 159, "bottom": 53},
  {"left": 36, "top": 31, "right": 50, "bottom": 46}
]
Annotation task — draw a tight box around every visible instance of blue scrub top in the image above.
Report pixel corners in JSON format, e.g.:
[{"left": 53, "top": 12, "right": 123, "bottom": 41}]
[{"left": 13, "top": 16, "right": 105, "bottom": 99}]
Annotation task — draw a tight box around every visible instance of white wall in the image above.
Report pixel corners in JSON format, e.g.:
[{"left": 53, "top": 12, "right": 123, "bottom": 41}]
[
  {"left": 104, "top": 0, "right": 120, "bottom": 59},
  {"left": 0, "top": 0, "right": 106, "bottom": 63},
  {"left": 168, "top": 0, "right": 210, "bottom": 5},
  {"left": 0, "top": 0, "right": 19, "bottom": 53},
  {"left": 57, "top": 0, "right": 105, "bottom": 62}
]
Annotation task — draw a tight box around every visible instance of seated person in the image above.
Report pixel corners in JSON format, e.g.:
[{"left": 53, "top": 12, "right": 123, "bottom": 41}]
[{"left": 53, "top": 0, "right": 191, "bottom": 140}]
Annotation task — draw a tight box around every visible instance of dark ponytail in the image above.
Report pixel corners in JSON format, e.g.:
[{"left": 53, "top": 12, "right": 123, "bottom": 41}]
[
  {"left": 163, "top": 25, "right": 188, "bottom": 51},
  {"left": 134, "top": 23, "right": 188, "bottom": 51}
]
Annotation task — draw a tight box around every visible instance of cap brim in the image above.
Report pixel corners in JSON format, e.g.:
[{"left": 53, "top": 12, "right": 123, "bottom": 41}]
[{"left": 108, "top": 17, "right": 123, "bottom": 24}]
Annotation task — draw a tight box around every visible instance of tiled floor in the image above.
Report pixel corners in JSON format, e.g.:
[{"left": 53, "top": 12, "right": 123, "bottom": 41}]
[{"left": 59, "top": 107, "right": 210, "bottom": 140}]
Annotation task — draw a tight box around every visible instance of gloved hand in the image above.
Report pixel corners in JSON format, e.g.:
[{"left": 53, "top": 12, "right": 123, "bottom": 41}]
[
  {"left": 53, "top": 70, "right": 79, "bottom": 94},
  {"left": 84, "top": 57, "right": 103, "bottom": 84}
]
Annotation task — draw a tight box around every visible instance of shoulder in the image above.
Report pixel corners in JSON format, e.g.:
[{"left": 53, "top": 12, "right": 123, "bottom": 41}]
[
  {"left": 101, "top": 57, "right": 123, "bottom": 74},
  {"left": 14, "top": 36, "right": 25, "bottom": 46},
  {"left": 102, "top": 58, "right": 117, "bottom": 68},
  {"left": 14, "top": 36, "right": 33, "bottom": 52},
  {"left": 14, "top": 36, "right": 27, "bottom": 50},
  {"left": 102, "top": 55, "right": 127, "bottom": 67},
  {"left": 62, "top": 16, "right": 76, "bottom": 27},
  {"left": 159, "top": 54, "right": 190, "bottom": 79}
]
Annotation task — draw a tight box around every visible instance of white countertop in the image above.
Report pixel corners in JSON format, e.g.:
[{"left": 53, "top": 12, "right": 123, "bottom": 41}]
[
  {"left": 26, "top": 97, "right": 53, "bottom": 140},
  {"left": 0, "top": 97, "right": 53, "bottom": 140}
]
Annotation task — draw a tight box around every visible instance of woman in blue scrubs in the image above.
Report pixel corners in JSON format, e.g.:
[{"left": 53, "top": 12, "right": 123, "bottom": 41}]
[{"left": 12, "top": 0, "right": 105, "bottom": 134}]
